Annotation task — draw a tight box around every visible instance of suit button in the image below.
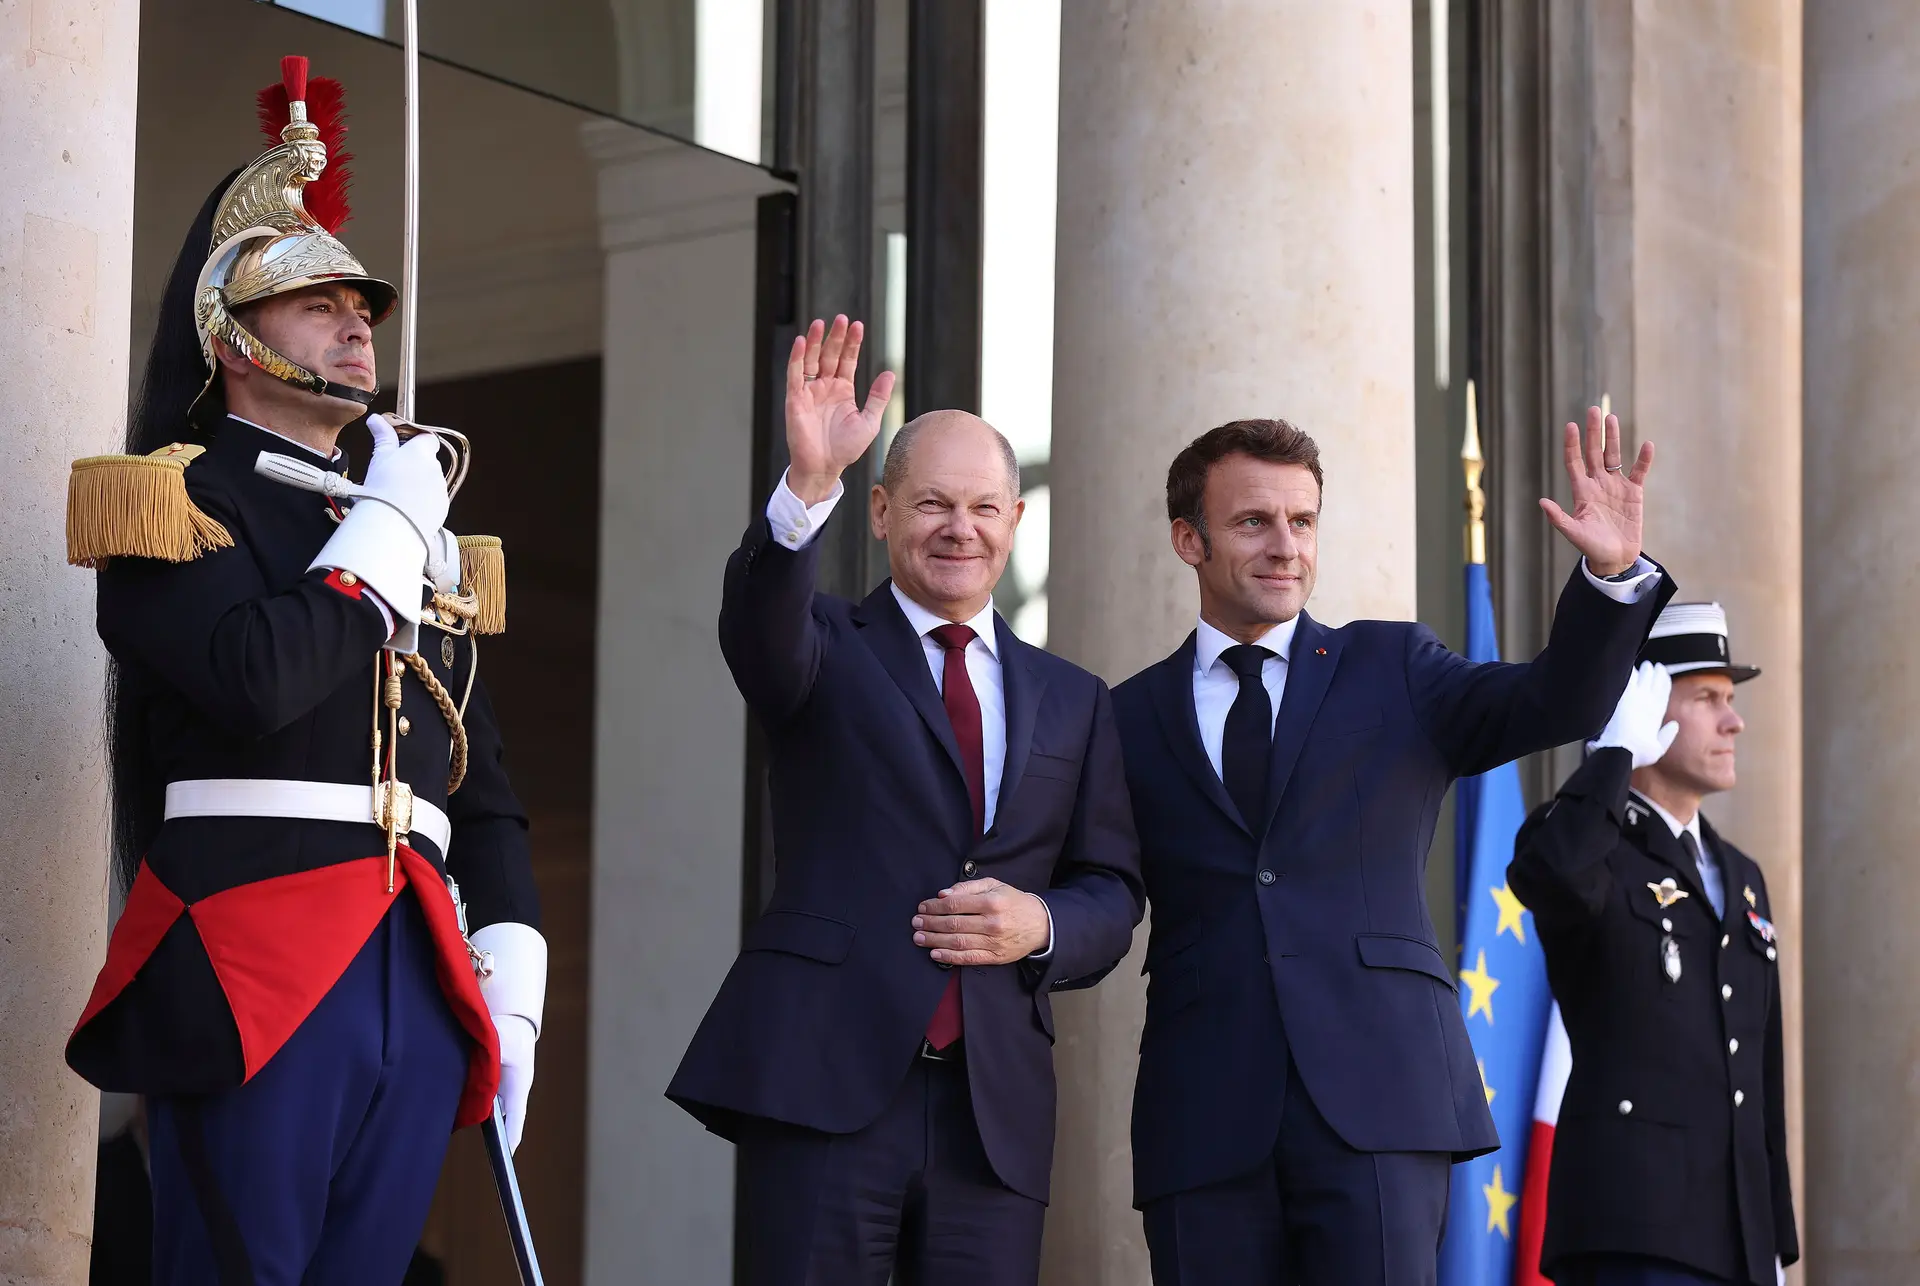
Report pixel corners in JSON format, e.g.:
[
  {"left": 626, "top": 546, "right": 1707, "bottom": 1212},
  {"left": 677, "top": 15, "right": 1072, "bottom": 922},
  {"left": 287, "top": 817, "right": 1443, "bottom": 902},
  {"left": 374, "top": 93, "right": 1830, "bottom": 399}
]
[
  {"left": 1766, "top": 946, "right": 1777, "bottom": 961},
  {"left": 963, "top": 860, "right": 978, "bottom": 876},
  {"left": 1257, "top": 869, "right": 1277, "bottom": 886},
  {"left": 1729, "top": 1038, "right": 1740, "bottom": 1055},
  {"left": 1734, "top": 1090, "right": 1745, "bottom": 1107},
  {"left": 1722, "top": 934, "right": 1731, "bottom": 949},
  {"left": 936, "top": 960, "right": 953, "bottom": 971},
  {"left": 1618, "top": 1100, "right": 1633, "bottom": 1115},
  {"left": 1722, "top": 984, "right": 1733, "bottom": 1001}
]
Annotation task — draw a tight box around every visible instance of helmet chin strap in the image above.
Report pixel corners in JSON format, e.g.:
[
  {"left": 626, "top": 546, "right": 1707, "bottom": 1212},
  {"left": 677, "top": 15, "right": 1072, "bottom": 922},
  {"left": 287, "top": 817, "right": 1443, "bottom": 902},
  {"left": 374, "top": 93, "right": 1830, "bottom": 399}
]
[{"left": 201, "top": 289, "right": 378, "bottom": 407}]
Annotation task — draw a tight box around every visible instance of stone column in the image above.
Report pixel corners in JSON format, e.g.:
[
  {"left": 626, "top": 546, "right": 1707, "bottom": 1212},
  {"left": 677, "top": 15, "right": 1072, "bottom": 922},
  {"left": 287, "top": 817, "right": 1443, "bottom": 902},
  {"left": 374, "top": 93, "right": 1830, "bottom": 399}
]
[
  {"left": 0, "top": 3, "right": 141, "bottom": 1282},
  {"left": 1043, "top": 2, "right": 1416, "bottom": 1278},
  {"left": 1804, "top": 4, "right": 1920, "bottom": 1281},
  {"left": 1627, "top": 5, "right": 1805, "bottom": 1277},
  {"left": 580, "top": 123, "right": 783, "bottom": 1285}
]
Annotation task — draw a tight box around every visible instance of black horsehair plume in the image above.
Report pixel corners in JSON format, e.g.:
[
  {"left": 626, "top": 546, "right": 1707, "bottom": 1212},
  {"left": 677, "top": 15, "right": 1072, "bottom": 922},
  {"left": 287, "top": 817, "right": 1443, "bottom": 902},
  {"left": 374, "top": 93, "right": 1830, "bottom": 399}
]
[{"left": 109, "top": 167, "right": 241, "bottom": 893}]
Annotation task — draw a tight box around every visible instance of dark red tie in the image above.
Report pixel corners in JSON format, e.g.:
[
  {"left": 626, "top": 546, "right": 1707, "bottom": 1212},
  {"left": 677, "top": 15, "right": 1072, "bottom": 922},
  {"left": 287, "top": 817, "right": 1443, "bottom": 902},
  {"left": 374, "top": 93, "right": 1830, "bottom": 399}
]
[{"left": 925, "top": 623, "right": 983, "bottom": 1049}]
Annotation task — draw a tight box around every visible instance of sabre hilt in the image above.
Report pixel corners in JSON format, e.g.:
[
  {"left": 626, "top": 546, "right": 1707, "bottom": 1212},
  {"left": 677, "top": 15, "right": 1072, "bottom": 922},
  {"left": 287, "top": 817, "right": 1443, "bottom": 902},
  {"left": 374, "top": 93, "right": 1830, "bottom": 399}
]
[{"left": 254, "top": 450, "right": 367, "bottom": 498}]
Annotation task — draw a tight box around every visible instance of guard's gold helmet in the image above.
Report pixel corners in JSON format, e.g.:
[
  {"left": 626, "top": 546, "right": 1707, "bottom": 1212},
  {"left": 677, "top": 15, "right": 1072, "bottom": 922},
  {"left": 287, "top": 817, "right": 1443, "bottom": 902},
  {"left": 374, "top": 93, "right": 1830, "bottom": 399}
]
[{"left": 190, "top": 56, "right": 395, "bottom": 415}]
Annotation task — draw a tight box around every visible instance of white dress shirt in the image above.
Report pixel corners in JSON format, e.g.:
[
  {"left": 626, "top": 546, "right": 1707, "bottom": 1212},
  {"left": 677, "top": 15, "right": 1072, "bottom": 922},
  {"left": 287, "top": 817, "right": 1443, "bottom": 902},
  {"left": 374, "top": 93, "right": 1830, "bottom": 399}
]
[
  {"left": 765, "top": 471, "right": 1050, "bottom": 953},
  {"left": 1632, "top": 791, "right": 1725, "bottom": 918},
  {"left": 1192, "top": 615, "right": 1299, "bottom": 780},
  {"left": 1187, "top": 558, "right": 1663, "bottom": 785}
]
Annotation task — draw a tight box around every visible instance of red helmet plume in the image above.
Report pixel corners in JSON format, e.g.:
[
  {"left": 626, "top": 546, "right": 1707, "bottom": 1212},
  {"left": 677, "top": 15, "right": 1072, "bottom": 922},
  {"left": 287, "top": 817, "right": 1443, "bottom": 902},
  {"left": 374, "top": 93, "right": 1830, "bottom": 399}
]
[{"left": 256, "top": 56, "right": 356, "bottom": 234}]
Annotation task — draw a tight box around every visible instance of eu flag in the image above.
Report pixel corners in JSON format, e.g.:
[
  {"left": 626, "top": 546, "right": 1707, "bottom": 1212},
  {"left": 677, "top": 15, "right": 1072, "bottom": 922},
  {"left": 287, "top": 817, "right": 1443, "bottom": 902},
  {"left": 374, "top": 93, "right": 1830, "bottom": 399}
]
[{"left": 1438, "top": 561, "right": 1554, "bottom": 1285}]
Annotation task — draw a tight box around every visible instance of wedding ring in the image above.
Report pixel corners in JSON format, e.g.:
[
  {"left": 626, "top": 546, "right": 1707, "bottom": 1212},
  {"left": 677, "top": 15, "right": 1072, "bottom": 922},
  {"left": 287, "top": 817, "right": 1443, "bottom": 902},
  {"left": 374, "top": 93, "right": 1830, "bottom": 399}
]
[{"left": 1605, "top": 463, "right": 1626, "bottom": 472}]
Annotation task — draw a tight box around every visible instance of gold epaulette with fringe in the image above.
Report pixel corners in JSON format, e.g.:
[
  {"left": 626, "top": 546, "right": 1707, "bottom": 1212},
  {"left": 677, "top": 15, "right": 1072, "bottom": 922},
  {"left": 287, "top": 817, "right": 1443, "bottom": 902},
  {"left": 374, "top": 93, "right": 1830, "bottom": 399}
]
[
  {"left": 457, "top": 535, "right": 506, "bottom": 634},
  {"left": 66, "top": 444, "right": 233, "bottom": 568}
]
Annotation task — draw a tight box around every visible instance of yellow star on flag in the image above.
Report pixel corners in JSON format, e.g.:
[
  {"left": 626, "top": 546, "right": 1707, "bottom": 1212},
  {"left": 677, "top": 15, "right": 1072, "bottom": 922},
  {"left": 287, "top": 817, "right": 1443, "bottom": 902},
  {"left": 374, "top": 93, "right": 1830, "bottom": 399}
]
[
  {"left": 1491, "top": 881, "right": 1529, "bottom": 944},
  {"left": 1484, "top": 1163, "right": 1518, "bottom": 1239},
  {"left": 1460, "top": 948, "right": 1500, "bottom": 1024},
  {"left": 1477, "top": 1058, "right": 1496, "bottom": 1106}
]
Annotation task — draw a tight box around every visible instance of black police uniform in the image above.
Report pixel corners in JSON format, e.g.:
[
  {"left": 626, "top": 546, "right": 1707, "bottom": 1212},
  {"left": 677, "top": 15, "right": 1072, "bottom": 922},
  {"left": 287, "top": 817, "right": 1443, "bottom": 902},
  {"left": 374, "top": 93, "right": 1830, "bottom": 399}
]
[{"left": 1508, "top": 747, "right": 1796, "bottom": 1285}]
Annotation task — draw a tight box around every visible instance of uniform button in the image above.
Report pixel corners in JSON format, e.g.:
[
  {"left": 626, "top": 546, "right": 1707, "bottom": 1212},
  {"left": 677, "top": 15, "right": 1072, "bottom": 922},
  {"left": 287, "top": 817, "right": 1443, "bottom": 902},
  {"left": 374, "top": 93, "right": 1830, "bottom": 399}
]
[
  {"left": 1618, "top": 1100, "right": 1633, "bottom": 1115},
  {"left": 1766, "top": 946, "right": 1777, "bottom": 961},
  {"left": 1729, "top": 1038, "right": 1740, "bottom": 1055},
  {"left": 1661, "top": 917, "right": 1672, "bottom": 932},
  {"left": 1722, "top": 984, "right": 1733, "bottom": 1001},
  {"left": 962, "top": 860, "right": 978, "bottom": 876},
  {"left": 398, "top": 716, "right": 411, "bottom": 736},
  {"left": 339, "top": 571, "right": 359, "bottom": 586},
  {"left": 1722, "top": 934, "right": 1731, "bottom": 949},
  {"left": 1734, "top": 1090, "right": 1745, "bottom": 1107},
  {"left": 1258, "top": 869, "right": 1277, "bottom": 886}
]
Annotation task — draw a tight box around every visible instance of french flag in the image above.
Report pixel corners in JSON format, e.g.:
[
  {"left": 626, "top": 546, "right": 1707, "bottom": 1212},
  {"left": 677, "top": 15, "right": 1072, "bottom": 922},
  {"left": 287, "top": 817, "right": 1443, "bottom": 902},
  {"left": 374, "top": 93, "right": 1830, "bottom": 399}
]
[{"left": 1514, "top": 1004, "right": 1571, "bottom": 1286}]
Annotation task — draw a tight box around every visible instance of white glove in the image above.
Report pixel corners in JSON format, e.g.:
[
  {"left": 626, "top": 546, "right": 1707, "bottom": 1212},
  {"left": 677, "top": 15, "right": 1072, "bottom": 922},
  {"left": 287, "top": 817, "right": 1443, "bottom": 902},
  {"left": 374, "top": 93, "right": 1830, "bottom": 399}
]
[
  {"left": 495, "top": 1015, "right": 537, "bottom": 1154},
  {"left": 471, "top": 922, "right": 547, "bottom": 1153},
  {"left": 425, "top": 527, "right": 461, "bottom": 595},
  {"left": 1588, "top": 660, "right": 1679, "bottom": 768},
  {"left": 307, "top": 416, "right": 450, "bottom": 651},
  {"left": 361, "top": 413, "right": 452, "bottom": 543}
]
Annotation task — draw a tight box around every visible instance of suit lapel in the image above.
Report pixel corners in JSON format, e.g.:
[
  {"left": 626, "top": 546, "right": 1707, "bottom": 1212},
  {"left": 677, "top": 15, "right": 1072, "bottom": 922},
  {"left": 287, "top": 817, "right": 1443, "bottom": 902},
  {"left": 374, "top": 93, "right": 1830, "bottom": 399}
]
[
  {"left": 852, "top": 583, "right": 968, "bottom": 784},
  {"left": 993, "top": 615, "right": 1046, "bottom": 832},
  {"left": 1261, "top": 613, "right": 1342, "bottom": 835},
  {"left": 1147, "top": 635, "right": 1250, "bottom": 835}
]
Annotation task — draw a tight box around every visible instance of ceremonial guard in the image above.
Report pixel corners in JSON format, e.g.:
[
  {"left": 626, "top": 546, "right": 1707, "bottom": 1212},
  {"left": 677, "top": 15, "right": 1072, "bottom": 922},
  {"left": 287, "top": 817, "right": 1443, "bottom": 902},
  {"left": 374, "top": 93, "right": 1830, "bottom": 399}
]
[
  {"left": 62, "top": 58, "right": 544, "bottom": 1282},
  {"left": 1509, "top": 603, "right": 1796, "bottom": 1286}
]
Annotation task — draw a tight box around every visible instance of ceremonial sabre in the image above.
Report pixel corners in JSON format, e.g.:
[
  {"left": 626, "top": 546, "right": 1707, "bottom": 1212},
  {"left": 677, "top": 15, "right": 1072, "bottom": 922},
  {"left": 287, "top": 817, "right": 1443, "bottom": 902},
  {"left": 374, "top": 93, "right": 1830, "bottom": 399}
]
[
  {"left": 386, "top": 0, "right": 473, "bottom": 497},
  {"left": 400, "top": 3, "right": 541, "bottom": 1280}
]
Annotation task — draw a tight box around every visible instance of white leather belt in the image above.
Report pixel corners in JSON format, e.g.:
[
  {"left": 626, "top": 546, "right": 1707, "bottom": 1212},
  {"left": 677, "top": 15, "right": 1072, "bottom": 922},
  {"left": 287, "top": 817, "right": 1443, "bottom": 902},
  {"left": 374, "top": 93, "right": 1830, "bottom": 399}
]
[{"left": 163, "top": 778, "right": 452, "bottom": 856}]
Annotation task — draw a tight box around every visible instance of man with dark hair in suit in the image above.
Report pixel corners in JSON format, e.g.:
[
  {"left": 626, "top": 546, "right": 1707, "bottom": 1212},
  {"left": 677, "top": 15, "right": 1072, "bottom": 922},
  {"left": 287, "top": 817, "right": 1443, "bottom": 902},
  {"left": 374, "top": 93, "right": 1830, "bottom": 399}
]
[
  {"left": 669, "top": 316, "right": 1144, "bottom": 1285},
  {"left": 1114, "top": 408, "right": 1674, "bottom": 1284}
]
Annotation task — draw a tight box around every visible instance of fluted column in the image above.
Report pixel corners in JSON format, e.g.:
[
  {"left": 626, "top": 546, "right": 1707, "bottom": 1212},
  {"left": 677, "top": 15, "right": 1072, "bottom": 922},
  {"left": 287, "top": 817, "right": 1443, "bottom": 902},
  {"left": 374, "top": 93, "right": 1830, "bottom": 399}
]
[
  {"left": 1044, "top": 3, "right": 1416, "bottom": 1278},
  {"left": 0, "top": 2, "right": 142, "bottom": 1281}
]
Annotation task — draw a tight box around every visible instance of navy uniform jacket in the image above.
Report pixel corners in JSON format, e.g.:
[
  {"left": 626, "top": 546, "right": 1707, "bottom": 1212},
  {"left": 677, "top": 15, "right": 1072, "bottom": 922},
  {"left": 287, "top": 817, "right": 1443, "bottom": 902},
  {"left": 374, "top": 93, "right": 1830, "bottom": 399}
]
[
  {"left": 1113, "top": 563, "right": 1674, "bottom": 1207},
  {"left": 1509, "top": 749, "right": 1797, "bottom": 1285},
  {"left": 67, "top": 417, "right": 537, "bottom": 1122},
  {"left": 668, "top": 518, "right": 1145, "bottom": 1203}
]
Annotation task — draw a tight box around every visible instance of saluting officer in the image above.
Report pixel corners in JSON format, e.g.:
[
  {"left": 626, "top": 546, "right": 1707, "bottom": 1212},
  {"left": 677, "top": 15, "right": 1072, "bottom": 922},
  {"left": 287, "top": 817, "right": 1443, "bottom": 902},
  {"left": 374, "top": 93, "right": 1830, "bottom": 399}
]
[
  {"left": 1509, "top": 603, "right": 1796, "bottom": 1286},
  {"left": 62, "top": 57, "right": 543, "bottom": 1282}
]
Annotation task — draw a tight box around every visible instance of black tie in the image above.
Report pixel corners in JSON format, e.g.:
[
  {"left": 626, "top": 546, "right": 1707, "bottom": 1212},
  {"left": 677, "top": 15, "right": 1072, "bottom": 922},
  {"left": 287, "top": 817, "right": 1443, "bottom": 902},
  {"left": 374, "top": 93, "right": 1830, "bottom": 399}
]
[{"left": 1221, "top": 644, "right": 1276, "bottom": 827}]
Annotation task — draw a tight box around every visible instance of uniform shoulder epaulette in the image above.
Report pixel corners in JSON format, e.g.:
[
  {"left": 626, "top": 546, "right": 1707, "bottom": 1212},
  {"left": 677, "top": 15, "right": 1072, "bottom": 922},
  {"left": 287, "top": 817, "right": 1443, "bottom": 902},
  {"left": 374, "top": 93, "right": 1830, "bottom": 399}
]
[
  {"left": 457, "top": 534, "right": 506, "bottom": 635},
  {"left": 66, "top": 443, "right": 234, "bottom": 568}
]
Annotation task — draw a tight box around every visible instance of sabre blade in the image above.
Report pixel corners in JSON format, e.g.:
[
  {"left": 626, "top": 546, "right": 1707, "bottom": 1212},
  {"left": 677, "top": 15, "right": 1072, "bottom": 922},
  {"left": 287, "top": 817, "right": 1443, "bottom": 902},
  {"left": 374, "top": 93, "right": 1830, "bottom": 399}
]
[
  {"left": 483, "top": 1100, "right": 545, "bottom": 1284},
  {"left": 396, "top": 0, "right": 421, "bottom": 422}
]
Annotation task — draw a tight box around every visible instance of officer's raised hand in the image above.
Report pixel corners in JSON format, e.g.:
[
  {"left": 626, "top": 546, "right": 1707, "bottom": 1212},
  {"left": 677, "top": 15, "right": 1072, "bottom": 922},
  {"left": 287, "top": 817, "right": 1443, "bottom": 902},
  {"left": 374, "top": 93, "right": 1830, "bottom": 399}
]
[
  {"left": 308, "top": 411, "right": 453, "bottom": 639},
  {"left": 784, "top": 315, "right": 897, "bottom": 506},
  {"left": 1540, "top": 405, "right": 1655, "bottom": 577},
  {"left": 1588, "top": 660, "right": 1679, "bottom": 767}
]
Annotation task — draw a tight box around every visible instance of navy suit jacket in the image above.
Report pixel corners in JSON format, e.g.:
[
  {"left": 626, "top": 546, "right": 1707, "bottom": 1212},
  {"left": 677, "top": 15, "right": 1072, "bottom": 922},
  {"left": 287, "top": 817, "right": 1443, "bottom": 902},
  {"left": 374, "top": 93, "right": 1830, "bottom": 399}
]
[
  {"left": 668, "top": 519, "right": 1144, "bottom": 1202},
  {"left": 1113, "top": 563, "right": 1674, "bottom": 1207}
]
